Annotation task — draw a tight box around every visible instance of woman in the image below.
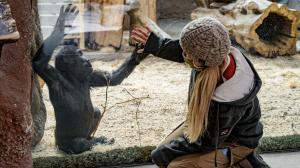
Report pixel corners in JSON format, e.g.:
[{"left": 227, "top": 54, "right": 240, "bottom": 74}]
[{"left": 131, "top": 17, "right": 269, "bottom": 168}]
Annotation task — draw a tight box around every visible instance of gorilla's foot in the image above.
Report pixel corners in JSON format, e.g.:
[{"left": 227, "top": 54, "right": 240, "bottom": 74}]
[
  {"left": 92, "top": 136, "right": 115, "bottom": 145},
  {"left": 58, "top": 136, "right": 115, "bottom": 154},
  {"left": 58, "top": 138, "right": 95, "bottom": 154}
]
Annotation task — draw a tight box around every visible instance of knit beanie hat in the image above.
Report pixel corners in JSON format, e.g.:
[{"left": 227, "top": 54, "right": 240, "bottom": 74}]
[{"left": 179, "top": 17, "right": 231, "bottom": 67}]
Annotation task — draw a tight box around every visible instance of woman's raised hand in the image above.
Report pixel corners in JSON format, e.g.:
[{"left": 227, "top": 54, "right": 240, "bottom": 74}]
[{"left": 131, "top": 26, "right": 152, "bottom": 53}]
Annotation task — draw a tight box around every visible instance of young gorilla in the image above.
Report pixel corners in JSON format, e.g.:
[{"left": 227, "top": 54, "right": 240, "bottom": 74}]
[{"left": 33, "top": 5, "right": 146, "bottom": 154}]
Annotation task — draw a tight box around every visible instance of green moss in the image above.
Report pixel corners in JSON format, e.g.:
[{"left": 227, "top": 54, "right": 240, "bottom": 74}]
[
  {"left": 33, "top": 135, "right": 300, "bottom": 168},
  {"left": 257, "top": 134, "right": 300, "bottom": 153},
  {"left": 33, "top": 146, "right": 155, "bottom": 168}
]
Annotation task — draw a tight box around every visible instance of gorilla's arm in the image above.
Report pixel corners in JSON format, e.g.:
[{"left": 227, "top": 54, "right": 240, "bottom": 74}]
[
  {"left": 90, "top": 50, "right": 145, "bottom": 87},
  {"left": 33, "top": 44, "right": 72, "bottom": 89},
  {"left": 33, "top": 5, "right": 79, "bottom": 85},
  {"left": 33, "top": 43, "right": 62, "bottom": 84}
]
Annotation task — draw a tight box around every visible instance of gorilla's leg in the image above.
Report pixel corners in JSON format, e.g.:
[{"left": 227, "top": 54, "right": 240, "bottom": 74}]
[
  {"left": 88, "top": 107, "right": 101, "bottom": 137},
  {"left": 58, "top": 107, "right": 114, "bottom": 154},
  {"left": 87, "top": 107, "right": 115, "bottom": 145}
]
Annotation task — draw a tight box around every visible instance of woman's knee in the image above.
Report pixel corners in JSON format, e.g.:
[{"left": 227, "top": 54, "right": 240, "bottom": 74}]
[
  {"left": 151, "top": 147, "right": 162, "bottom": 164},
  {"left": 167, "top": 154, "right": 199, "bottom": 168},
  {"left": 151, "top": 146, "right": 170, "bottom": 167},
  {"left": 167, "top": 160, "right": 188, "bottom": 168}
]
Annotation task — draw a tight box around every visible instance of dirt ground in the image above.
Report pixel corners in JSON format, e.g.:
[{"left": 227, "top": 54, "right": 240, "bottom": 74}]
[{"left": 32, "top": 50, "right": 300, "bottom": 156}]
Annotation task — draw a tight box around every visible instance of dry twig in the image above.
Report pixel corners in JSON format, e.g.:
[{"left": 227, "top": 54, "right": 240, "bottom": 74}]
[{"left": 94, "top": 85, "right": 150, "bottom": 147}]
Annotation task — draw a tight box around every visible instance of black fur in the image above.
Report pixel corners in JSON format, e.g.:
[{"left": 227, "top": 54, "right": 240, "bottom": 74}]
[{"left": 33, "top": 44, "right": 143, "bottom": 154}]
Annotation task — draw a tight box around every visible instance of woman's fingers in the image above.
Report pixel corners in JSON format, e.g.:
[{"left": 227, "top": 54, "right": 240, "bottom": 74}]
[
  {"left": 131, "top": 26, "right": 152, "bottom": 45},
  {"left": 135, "top": 27, "right": 150, "bottom": 37},
  {"left": 131, "top": 30, "right": 148, "bottom": 42},
  {"left": 131, "top": 35, "right": 147, "bottom": 45},
  {"left": 130, "top": 26, "right": 152, "bottom": 49},
  {"left": 145, "top": 25, "right": 152, "bottom": 32}
]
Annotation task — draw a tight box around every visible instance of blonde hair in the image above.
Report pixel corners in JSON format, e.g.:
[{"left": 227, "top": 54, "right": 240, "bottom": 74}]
[{"left": 186, "top": 66, "right": 221, "bottom": 143}]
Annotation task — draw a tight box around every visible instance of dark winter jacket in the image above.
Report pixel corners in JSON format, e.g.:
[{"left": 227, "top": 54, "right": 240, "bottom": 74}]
[{"left": 144, "top": 33, "right": 264, "bottom": 166}]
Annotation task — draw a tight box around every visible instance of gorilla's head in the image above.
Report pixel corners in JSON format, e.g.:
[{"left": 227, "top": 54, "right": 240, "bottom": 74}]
[{"left": 55, "top": 45, "right": 93, "bottom": 80}]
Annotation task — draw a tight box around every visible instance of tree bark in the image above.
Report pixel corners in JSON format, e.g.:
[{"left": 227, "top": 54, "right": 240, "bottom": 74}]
[{"left": 0, "top": 0, "right": 41, "bottom": 167}]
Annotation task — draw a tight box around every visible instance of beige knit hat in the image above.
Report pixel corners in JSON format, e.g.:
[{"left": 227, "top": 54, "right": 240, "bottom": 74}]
[{"left": 179, "top": 17, "right": 231, "bottom": 67}]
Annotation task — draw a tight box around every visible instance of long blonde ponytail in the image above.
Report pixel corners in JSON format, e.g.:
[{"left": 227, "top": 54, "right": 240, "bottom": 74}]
[{"left": 186, "top": 66, "right": 221, "bottom": 143}]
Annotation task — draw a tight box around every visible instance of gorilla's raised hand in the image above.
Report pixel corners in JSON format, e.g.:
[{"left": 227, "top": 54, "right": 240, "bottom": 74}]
[
  {"left": 52, "top": 4, "right": 79, "bottom": 40},
  {"left": 40, "top": 4, "right": 79, "bottom": 57}
]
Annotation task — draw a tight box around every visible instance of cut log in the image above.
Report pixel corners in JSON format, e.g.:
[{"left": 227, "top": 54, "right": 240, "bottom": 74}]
[
  {"left": 94, "top": 0, "right": 125, "bottom": 49},
  {"left": 137, "top": 0, "right": 156, "bottom": 22},
  {"left": 291, "top": 10, "right": 300, "bottom": 26},
  {"left": 194, "top": 0, "right": 207, "bottom": 7},
  {"left": 191, "top": 0, "right": 300, "bottom": 57},
  {"left": 126, "top": 0, "right": 170, "bottom": 43},
  {"left": 78, "top": 0, "right": 85, "bottom": 49},
  {"left": 194, "top": 0, "right": 236, "bottom": 8},
  {"left": 125, "top": 0, "right": 157, "bottom": 26}
]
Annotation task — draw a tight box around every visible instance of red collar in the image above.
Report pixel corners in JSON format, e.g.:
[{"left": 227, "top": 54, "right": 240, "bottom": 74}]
[{"left": 223, "top": 53, "right": 236, "bottom": 81}]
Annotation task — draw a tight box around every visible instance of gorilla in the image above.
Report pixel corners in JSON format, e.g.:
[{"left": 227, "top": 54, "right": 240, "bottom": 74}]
[{"left": 33, "top": 5, "right": 146, "bottom": 154}]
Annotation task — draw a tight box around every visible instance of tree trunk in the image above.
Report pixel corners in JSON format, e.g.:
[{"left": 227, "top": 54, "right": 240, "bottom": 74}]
[{"left": 0, "top": 0, "right": 42, "bottom": 167}]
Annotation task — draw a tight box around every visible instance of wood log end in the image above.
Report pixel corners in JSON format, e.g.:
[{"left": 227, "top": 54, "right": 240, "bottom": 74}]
[{"left": 244, "top": 3, "right": 298, "bottom": 57}]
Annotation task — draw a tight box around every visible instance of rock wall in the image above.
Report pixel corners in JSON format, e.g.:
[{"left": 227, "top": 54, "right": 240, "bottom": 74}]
[
  {"left": 0, "top": 0, "right": 42, "bottom": 167},
  {"left": 31, "top": 0, "right": 46, "bottom": 148}
]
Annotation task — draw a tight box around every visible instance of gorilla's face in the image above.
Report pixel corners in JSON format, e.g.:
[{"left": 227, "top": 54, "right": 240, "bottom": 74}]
[
  {"left": 72, "top": 56, "right": 93, "bottom": 78},
  {"left": 55, "top": 46, "right": 93, "bottom": 80}
]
